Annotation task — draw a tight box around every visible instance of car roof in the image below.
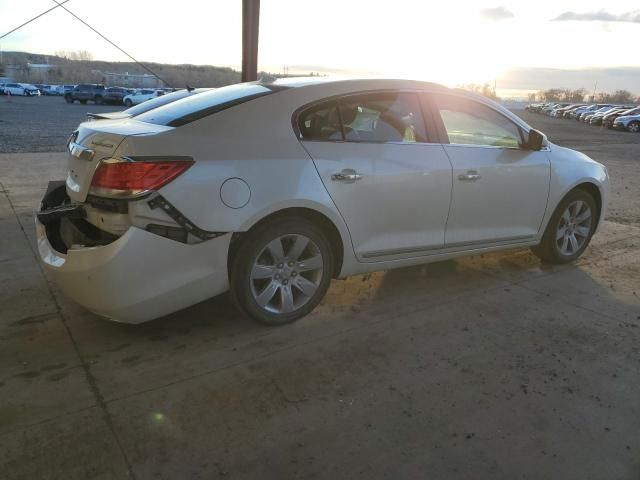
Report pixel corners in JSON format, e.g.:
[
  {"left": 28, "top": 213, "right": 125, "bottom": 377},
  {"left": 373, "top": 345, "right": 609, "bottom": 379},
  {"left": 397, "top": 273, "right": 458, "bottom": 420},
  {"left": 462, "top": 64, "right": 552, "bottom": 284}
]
[
  {"left": 262, "top": 76, "right": 527, "bottom": 129},
  {"left": 268, "top": 76, "right": 448, "bottom": 92}
]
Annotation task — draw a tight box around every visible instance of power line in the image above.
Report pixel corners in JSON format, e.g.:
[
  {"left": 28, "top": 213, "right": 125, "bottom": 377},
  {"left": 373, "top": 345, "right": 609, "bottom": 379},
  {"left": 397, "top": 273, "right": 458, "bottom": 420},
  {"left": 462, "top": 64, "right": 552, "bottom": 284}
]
[
  {"left": 0, "top": 0, "right": 71, "bottom": 41},
  {"left": 50, "top": 0, "right": 172, "bottom": 87}
]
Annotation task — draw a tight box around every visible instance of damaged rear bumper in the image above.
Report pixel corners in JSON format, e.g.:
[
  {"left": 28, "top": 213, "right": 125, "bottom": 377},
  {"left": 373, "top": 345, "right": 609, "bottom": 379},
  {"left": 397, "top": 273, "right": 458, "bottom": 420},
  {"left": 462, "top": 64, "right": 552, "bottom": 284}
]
[{"left": 36, "top": 182, "right": 231, "bottom": 324}]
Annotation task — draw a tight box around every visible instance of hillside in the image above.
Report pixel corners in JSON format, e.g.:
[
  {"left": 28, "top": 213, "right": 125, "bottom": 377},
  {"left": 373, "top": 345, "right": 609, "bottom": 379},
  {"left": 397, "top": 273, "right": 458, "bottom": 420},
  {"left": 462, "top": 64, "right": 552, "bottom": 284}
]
[{"left": 1, "top": 51, "right": 243, "bottom": 87}]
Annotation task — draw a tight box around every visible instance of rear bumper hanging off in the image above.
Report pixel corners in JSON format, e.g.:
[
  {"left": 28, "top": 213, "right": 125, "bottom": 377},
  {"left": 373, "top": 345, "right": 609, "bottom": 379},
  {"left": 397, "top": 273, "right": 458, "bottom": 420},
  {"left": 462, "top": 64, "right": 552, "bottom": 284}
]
[{"left": 35, "top": 181, "right": 232, "bottom": 323}]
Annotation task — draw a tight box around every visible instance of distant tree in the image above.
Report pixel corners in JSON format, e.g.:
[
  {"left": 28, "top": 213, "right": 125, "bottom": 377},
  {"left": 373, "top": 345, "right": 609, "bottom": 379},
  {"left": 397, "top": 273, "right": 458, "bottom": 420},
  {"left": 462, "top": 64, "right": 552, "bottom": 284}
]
[
  {"left": 595, "top": 92, "right": 613, "bottom": 103},
  {"left": 540, "top": 88, "right": 563, "bottom": 102},
  {"left": 527, "top": 92, "right": 537, "bottom": 102},
  {"left": 560, "top": 88, "right": 586, "bottom": 102},
  {"left": 461, "top": 82, "right": 499, "bottom": 100},
  {"left": 610, "top": 90, "right": 634, "bottom": 104},
  {"left": 54, "top": 50, "right": 94, "bottom": 61},
  {"left": 481, "top": 83, "right": 499, "bottom": 100}
]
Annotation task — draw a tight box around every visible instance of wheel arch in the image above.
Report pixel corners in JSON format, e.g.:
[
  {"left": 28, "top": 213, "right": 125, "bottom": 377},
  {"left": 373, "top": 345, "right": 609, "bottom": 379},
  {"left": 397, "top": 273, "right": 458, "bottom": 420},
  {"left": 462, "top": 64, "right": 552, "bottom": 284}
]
[
  {"left": 228, "top": 206, "right": 346, "bottom": 278},
  {"left": 572, "top": 182, "right": 602, "bottom": 226},
  {"left": 546, "top": 180, "right": 605, "bottom": 235}
]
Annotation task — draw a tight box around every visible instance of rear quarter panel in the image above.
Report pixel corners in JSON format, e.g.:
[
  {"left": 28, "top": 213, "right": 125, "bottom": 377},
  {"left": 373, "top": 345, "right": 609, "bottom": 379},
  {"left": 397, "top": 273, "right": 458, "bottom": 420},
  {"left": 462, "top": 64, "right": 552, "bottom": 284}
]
[{"left": 115, "top": 90, "right": 357, "bottom": 274}]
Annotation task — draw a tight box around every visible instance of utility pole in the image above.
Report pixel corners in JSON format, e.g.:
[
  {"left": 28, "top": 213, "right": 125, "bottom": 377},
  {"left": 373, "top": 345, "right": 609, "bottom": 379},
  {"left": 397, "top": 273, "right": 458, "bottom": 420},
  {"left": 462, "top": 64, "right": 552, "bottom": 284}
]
[
  {"left": 592, "top": 81, "right": 598, "bottom": 101},
  {"left": 241, "top": 0, "right": 260, "bottom": 82}
]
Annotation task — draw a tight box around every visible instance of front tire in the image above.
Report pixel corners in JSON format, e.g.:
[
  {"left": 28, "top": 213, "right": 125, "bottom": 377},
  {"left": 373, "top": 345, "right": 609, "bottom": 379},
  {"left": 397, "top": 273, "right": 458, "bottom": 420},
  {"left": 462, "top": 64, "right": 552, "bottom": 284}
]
[
  {"left": 628, "top": 121, "right": 640, "bottom": 133},
  {"left": 531, "top": 189, "right": 597, "bottom": 264},
  {"left": 124, "top": 99, "right": 133, "bottom": 107},
  {"left": 230, "top": 217, "right": 335, "bottom": 325}
]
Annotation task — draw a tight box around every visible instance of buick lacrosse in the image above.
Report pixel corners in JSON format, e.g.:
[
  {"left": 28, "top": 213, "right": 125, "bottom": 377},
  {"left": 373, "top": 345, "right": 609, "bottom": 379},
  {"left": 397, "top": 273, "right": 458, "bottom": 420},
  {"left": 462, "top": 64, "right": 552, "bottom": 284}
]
[{"left": 36, "top": 78, "right": 608, "bottom": 325}]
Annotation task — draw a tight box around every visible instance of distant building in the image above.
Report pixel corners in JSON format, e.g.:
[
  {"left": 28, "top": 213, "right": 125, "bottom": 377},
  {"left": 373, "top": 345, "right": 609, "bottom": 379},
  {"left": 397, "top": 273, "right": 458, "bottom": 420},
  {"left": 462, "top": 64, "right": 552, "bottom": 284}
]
[
  {"left": 96, "top": 71, "right": 163, "bottom": 88},
  {"left": 3, "top": 63, "right": 56, "bottom": 83},
  {"left": 26, "top": 63, "right": 57, "bottom": 82}
]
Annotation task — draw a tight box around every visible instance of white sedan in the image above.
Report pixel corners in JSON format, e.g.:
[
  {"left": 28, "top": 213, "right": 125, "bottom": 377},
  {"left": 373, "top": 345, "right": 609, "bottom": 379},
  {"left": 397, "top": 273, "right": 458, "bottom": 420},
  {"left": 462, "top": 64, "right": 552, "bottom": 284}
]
[
  {"left": 3, "top": 83, "right": 32, "bottom": 96},
  {"left": 36, "top": 78, "right": 608, "bottom": 325},
  {"left": 122, "top": 89, "right": 163, "bottom": 107}
]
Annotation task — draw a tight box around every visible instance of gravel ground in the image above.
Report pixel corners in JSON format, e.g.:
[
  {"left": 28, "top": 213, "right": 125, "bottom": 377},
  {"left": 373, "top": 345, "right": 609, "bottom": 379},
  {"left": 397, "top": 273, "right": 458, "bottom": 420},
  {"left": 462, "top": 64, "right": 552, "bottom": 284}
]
[{"left": 0, "top": 96, "right": 122, "bottom": 153}]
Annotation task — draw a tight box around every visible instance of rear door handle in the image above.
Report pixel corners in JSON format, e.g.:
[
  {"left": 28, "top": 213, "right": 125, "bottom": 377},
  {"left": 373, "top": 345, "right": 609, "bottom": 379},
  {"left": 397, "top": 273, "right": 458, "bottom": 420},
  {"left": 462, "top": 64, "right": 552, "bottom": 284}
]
[
  {"left": 458, "top": 171, "right": 481, "bottom": 182},
  {"left": 331, "top": 169, "right": 362, "bottom": 183}
]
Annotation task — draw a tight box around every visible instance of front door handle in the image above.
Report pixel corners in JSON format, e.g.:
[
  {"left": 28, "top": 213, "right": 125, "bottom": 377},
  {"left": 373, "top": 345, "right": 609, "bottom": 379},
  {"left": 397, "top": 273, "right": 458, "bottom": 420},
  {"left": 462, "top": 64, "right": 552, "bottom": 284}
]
[
  {"left": 331, "top": 169, "right": 362, "bottom": 183},
  {"left": 458, "top": 170, "right": 481, "bottom": 182}
]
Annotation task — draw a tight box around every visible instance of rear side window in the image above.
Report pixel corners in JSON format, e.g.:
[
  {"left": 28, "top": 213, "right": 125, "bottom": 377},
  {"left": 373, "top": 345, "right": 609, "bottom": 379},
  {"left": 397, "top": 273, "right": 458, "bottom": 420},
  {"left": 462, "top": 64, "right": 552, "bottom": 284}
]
[
  {"left": 434, "top": 95, "right": 523, "bottom": 148},
  {"left": 298, "top": 92, "right": 427, "bottom": 143},
  {"left": 339, "top": 92, "right": 426, "bottom": 143},
  {"left": 136, "top": 83, "right": 283, "bottom": 127},
  {"left": 298, "top": 102, "right": 343, "bottom": 141}
]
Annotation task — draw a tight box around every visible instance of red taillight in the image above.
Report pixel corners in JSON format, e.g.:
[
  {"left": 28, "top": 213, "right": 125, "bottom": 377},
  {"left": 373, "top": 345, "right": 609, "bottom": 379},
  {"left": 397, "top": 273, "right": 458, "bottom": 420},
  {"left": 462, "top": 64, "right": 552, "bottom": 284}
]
[{"left": 90, "top": 160, "right": 193, "bottom": 196}]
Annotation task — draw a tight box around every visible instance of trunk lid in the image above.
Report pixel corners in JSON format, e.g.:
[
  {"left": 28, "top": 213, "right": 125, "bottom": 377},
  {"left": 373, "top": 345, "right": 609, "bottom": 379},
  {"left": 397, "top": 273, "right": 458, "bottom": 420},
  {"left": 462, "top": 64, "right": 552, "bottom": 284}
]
[{"left": 65, "top": 119, "right": 173, "bottom": 202}]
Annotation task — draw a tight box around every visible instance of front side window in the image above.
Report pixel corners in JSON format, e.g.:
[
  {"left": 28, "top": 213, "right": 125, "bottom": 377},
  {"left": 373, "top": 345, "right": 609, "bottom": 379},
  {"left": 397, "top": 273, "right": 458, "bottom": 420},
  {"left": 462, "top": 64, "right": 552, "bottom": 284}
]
[
  {"left": 435, "top": 95, "right": 522, "bottom": 148},
  {"left": 298, "top": 92, "right": 427, "bottom": 143}
]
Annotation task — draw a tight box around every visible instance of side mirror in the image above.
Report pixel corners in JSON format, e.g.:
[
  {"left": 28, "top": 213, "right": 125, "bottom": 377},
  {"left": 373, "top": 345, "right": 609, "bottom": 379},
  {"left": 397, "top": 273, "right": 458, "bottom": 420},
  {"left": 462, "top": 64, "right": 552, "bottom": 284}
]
[{"left": 526, "top": 129, "right": 545, "bottom": 151}]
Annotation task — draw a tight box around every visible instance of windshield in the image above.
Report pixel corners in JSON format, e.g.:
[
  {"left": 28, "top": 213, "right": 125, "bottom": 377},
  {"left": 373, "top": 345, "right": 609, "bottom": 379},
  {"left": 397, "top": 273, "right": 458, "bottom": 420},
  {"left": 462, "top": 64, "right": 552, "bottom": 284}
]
[
  {"left": 135, "top": 83, "right": 285, "bottom": 127},
  {"left": 124, "top": 88, "right": 211, "bottom": 116}
]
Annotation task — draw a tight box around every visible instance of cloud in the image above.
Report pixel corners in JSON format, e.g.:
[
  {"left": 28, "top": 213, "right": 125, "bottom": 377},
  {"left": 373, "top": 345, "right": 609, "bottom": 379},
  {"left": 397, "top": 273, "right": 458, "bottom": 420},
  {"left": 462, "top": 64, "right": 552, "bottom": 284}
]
[
  {"left": 480, "top": 6, "right": 514, "bottom": 20},
  {"left": 497, "top": 66, "right": 640, "bottom": 93},
  {"left": 553, "top": 10, "right": 640, "bottom": 23}
]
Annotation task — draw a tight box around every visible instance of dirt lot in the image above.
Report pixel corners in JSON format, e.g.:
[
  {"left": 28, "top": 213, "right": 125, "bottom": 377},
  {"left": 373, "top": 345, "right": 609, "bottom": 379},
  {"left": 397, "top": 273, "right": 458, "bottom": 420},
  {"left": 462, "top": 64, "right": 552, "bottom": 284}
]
[{"left": 1, "top": 102, "right": 639, "bottom": 479}]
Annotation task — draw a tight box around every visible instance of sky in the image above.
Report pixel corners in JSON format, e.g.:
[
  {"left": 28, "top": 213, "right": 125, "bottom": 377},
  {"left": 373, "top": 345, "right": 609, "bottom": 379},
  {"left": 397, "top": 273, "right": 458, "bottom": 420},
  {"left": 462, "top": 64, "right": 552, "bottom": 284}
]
[{"left": 1, "top": 0, "right": 640, "bottom": 96}]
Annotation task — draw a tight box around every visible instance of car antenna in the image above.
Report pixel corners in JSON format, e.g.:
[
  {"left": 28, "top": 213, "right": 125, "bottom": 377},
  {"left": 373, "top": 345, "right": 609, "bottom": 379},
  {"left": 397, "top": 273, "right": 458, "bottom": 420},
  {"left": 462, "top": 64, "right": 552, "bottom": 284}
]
[{"left": 186, "top": 85, "right": 195, "bottom": 92}]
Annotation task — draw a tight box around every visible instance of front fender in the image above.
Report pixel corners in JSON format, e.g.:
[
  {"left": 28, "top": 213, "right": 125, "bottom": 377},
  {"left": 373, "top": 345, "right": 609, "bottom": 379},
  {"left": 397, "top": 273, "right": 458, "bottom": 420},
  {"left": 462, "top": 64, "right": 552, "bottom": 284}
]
[{"left": 541, "top": 144, "right": 609, "bottom": 234}]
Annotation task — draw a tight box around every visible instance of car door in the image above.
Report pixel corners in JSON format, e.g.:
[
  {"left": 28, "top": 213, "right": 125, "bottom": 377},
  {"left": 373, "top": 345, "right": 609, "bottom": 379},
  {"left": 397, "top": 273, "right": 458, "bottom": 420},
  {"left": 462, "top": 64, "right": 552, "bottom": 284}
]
[
  {"left": 299, "top": 91, "right": 453, "bottom": 261},
  {"left": 428, "top": 93, "right": 550, "bottom": 247}
]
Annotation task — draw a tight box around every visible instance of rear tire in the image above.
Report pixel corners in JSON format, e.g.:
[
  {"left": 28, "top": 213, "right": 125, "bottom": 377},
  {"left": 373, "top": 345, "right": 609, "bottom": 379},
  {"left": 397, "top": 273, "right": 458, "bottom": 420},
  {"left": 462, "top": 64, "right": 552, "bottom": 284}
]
[
  {"left": 230, "top": 217, "right": 335, "bottom": 325},
  {"left": 80, "top": 100, "right": 87, "bottom": 104},
  {"left": 531, "top": 189, "right": 597, "bottom": 264}
]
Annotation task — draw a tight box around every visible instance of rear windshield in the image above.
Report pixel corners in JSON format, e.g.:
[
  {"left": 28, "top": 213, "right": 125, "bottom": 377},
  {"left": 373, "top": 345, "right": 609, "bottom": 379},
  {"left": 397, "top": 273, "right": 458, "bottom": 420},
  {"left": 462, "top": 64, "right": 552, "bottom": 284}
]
[
  {"left": 136, "top": 83, "right": 284, "bottom": 127},
  {"left": 125, "top": 88, "right": 209, "bottom": 116}
]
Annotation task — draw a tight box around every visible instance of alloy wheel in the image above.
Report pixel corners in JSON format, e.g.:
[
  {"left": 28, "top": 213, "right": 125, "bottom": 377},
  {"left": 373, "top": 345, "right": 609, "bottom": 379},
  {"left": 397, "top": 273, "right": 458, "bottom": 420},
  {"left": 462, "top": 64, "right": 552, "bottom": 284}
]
[
  {"left": 556, "top": 200, "right": 592, "bottom": 256},
  {"left": 250, "top": 234, "right": 324, "bottom": 314}
]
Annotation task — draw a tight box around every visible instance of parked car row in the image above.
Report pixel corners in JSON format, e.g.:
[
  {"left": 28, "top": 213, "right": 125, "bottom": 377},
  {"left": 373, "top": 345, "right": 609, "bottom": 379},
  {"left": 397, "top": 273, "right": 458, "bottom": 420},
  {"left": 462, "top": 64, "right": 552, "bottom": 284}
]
[
  {"left": 0, "top": 82, "right": 42, "bottom": 96},
  {"left": 63, "top": 84, "right": 169, "bottom": 105},
  {"left": 86, "top": 87, "right": 211, "bottom": 121},
  {"left": 0, "top": 82, "right": 172, "bottom": 106},
  {"left": 0, "top": 83, "right": 78, "bottom": 96},
  {"left": 526, "top": 102, "right": 640, "bottom": 132}
]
